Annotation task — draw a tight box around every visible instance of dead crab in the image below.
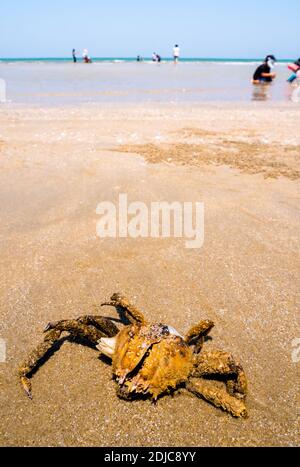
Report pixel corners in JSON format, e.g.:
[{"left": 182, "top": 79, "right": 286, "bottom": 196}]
[{"left": 19, "top": 294, "right": 248, "bottom": 418}]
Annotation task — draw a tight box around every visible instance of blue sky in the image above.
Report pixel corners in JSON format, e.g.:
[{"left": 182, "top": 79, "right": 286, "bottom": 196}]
[{"left": 0, "top": 0, "right": 299, "bottom": 59}]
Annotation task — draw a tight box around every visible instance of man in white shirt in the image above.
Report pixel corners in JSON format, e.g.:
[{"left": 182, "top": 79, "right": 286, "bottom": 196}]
[{"left": 173, "top": 44, "right": 180, "bottom": 63}]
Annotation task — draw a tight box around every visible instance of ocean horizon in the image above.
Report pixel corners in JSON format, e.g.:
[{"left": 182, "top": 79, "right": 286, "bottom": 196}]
[{"left": 0, "top": 57, "right": 294, "bottom": 63}]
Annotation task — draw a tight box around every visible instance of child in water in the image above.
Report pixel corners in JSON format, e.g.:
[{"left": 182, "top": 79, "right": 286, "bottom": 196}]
[
  {"left": 83, "top": 49, "right": 92, "bottom": 63},
  {"left": 287, "top": 59, "right": 300, "bottom": 83}
]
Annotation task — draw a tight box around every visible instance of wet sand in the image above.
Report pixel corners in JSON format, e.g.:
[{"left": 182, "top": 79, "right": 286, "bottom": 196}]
[{"left": 0, "top": 103, "right": 299, "bottom": 447}]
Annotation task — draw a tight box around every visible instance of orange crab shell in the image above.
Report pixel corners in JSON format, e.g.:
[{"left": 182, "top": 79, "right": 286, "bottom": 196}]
[{"left": 112, "top": 324, "right": 194, "bottom": 400}]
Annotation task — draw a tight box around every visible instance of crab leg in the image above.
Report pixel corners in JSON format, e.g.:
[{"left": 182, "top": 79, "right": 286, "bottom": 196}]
[
  {"left": 192, "top": 350, "right": 248, "bottom": 400},
  {"left": 185, "top": 320, "right": 215, "bottom": 353},
  {"left": 18, "top": 328, "right": 62, "bottom": 399},
  {"left": 186, "top": 379, "right": 248, "bottom": 419},
  {"left": 74, "top": 316, "right": 119, "bottom": 338},
  {"left": 18, "top": 316, "right": 119, "bottom": 399},
  {"left": 44, "top": 319, "right": 113, "bottom": 345},
  {"left": 102, "top": 293, "right": 147, "bottom": 325}
]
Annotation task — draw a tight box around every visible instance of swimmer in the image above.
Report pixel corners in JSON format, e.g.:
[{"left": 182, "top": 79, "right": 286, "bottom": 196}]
[{"left": 252, "top": 55, "right": 277, "bottom": 84}]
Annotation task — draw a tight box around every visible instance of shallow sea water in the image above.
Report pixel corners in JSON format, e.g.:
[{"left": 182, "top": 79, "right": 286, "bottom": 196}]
[{"left": 0, "top": 61, "right": 298, "bottom": 105}]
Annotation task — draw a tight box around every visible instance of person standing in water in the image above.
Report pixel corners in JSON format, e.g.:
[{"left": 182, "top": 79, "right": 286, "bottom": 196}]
[
  {"left": 252, "top": 55, "right": 277, "bottom": 84},
  {"left": 72, "top": 49, "right": 77, "bottom": 63},
  {"left": 173, "top": 44, "right": 180, "bottom": 63}
]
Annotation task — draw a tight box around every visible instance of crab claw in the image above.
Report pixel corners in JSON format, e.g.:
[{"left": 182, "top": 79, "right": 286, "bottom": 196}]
[
  {"left": 101, "top": 293, "right": 121, "bottom": 307},
  {"left": 20, "top": 377, "right": 33, "bottom": 400},
  {"left": 44, "top": 322, "right": 55, "bottom": 332},
  {"left": 97, "top": 337, "right": 117, "bottom": 359}
]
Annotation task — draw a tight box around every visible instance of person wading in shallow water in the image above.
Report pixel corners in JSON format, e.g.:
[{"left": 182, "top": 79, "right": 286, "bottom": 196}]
[
  {"left": 252, "top": 55, "right": 277, "bottom": 84},
  {"left": 287, "top": 58, "right": 300, "bottom": 83},
  {"left": 173, "top": 44, "right": 180, "bottom": 63},
  {"left": 83, "top": 49, "right": 92, "bottom": 63},
  {"left": 152, "top": 53, "right": 161, "bottom": 63}
]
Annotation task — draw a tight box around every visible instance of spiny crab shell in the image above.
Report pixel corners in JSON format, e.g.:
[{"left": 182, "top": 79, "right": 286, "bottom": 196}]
[{"left": 98, "top": 323, "right": 194, "bottom": 400}]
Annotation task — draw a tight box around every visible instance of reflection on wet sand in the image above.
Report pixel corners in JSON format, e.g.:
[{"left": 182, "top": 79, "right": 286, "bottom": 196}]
[
  {"left": 290, "top": 84, "right": 300, "bottom": 103},
  {"left": 251, "top": 83, "right": 271, "bottom": 102},
  {"left": 252, "top": 81, "right": 300, "bottom": 103},
  {"left": 0, "top": 62, "right": 297, "bottom": 105}
]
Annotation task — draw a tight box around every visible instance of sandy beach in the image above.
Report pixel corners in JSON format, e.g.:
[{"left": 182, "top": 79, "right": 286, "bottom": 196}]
[{"left": 0, "top": 102, "right": 299, "bottom": 447}]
